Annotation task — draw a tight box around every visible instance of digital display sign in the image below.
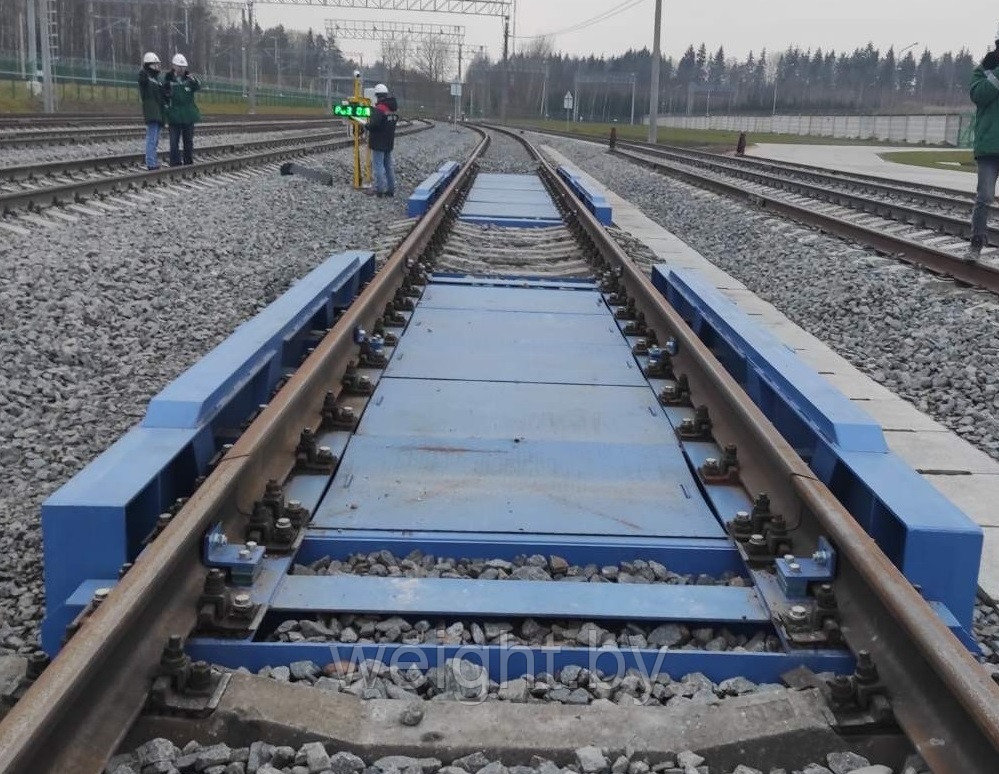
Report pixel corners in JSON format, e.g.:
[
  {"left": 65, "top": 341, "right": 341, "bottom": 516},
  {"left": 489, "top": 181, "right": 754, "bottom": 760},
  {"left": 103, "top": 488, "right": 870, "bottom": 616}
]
[{"left": 333, "top": 103, "right": 372, "bottom": 119}]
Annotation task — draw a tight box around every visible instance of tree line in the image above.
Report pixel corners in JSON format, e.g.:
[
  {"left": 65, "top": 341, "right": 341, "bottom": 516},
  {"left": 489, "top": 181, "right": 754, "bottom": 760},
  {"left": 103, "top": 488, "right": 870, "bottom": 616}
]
[
  {"left": 0, "top": 1, "right": 989, "bottom": 116},
  {"left": 467, "top": 39, "right": 985, "bottom": 119}
]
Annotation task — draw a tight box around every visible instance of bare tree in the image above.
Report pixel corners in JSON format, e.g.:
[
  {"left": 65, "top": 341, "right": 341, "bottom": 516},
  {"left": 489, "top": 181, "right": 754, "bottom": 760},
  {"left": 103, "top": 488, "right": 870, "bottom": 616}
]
[
  {"left": 380, "top": 37, "right": 409, "bottom": 75},
  {"left": 521, "top": 35, "right": 554, "bottom": 62},
  {"left": 413, "top": 33, "right": 451, "bottom": 82}
]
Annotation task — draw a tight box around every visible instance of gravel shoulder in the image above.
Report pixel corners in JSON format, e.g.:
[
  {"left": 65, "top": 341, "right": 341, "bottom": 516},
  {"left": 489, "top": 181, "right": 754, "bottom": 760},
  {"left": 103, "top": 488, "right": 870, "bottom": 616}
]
[
  {"left": 530, "top": 133, "right": 999, "bottom": 462},
  {"left": 0, "top": 124, "right": 477, "bottom": 656},
  {"left": 0, "top": 126, "right": 342, "bottom": 168}
]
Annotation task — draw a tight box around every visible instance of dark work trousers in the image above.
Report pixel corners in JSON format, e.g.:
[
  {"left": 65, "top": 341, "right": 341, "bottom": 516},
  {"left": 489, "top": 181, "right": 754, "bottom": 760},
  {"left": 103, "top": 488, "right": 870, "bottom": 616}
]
[{"left": 169, "top": 123, "right": 195, "bottom": 166}]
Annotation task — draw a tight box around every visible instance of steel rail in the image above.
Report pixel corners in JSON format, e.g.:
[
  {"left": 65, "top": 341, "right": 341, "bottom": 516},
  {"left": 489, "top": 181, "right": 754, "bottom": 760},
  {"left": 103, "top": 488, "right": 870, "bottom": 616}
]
[
  {"left": 610, "top": 145, "right": 999, "bottom": 296},
  {"left": 615, "top": 142, "right": 998, "bottom": 242},
  {"left": 488, "top": 124, "right": 999, "bottom": 773},
  {"left": 0, "top": 113, "right": 325, "bottom": 128},
  {"left": 0, "top": 125, "right": 489, "bottom": 774},
  {"left": 0, "top": 129, "right": 347, "bottom": 183},
  {"left": 0, "top": 122, "right": 429, "bottom": 215},
  {"left": 510, "top": 124, "right": 994, "bottom": 215},
  {"left": 0, "top": 119, "right": 334, "bottom": 148},
  {"left": 620, "top": 140, "right": 995, "bottom": 216}
]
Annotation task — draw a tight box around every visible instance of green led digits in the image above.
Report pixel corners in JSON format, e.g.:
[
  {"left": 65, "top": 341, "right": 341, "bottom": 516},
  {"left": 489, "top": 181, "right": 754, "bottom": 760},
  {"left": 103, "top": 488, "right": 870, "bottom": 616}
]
[{"left": 333, "top": 103, "right": 372, "bottom": 118}]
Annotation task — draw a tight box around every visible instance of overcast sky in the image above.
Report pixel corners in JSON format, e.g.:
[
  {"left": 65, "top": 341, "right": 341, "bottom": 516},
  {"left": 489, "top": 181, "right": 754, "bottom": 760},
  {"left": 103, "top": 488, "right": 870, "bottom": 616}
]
[{"left": 253, "top": 0, "right": 998, "bottom": 68}]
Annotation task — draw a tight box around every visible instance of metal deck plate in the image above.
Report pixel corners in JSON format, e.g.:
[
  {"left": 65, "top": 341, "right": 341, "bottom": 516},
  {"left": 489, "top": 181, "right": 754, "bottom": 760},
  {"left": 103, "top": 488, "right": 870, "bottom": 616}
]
[
  {"left": 311, "top": 434, "right": 722, "bottom": 537},
  {"left": 473, "top": 173, "right": 546, "bottom": 190},
  {"left": 384, "top": 308, "right": 646, "bottom": 385},
  {"left": 356, "top": 380, "right": 680, "bottom": 444},
  {"left": 465, "top": 188, "right": 555, "bottom": 205},
  {"left": 420, "top": 284, "right": 605, "bottom": 314},
  {"left": 460, "top": 200, "right": 562, "bottom": 221},
  {"left": 313, "top": 280, "right": 724, "bottom": 539}
]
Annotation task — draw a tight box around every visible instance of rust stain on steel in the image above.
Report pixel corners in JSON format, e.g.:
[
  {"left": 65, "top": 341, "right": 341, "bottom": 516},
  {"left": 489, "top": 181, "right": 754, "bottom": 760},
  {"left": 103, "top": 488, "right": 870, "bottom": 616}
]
[{"left": 406, "top": 444, "right": 510, "bottom": 454}]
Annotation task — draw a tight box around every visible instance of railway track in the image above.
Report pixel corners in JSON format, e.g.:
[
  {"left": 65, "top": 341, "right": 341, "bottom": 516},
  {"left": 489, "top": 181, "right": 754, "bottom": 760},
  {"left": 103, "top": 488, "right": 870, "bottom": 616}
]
[
  {"left": 0, "top": 121, "right": 428, "bottom": 227},
  {"left": 513, "top": 126, "right": 999, "bottom": 296},
  {"left": 0, "top": 118, "right": 335, "bottom": 149},
  {"left": 0, "top": 125, "right": 996, "bottom": 773},
  {"left": 0, "top": 112, "right": 323, "bottom": 130}
]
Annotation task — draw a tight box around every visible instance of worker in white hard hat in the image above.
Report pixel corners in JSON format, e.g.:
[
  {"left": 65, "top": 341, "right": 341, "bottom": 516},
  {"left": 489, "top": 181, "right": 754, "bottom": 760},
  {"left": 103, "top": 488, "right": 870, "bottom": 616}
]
[
  {"left": 366, "top": 83, "right": 399, "bottom": 198},
  {"left": 138, "top": 52, "right": 167, "bottom": 170},
  {"left": 164, "top": 54, "right": 202, "bottom": 166}
]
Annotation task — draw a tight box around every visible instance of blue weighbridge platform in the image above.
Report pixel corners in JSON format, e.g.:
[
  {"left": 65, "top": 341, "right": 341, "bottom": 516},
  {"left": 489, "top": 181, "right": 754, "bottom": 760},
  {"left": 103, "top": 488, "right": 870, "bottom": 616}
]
[
  {"left": 459, "top": 173, "right": 563, "bottom": 228},
  {"left": 42, "top": 172, "right": 982, "bottom": 683}
]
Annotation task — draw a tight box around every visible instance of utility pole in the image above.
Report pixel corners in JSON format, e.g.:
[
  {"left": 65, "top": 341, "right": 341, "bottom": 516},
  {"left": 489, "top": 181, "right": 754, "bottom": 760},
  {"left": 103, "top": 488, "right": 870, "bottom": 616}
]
[
  {"left": 26, "top": 0, "right": 37, "bottom": 87},
  {"left": 647, "top": 0, "right": 663, "bottom": 142},
  {"left": 38, "top": 0, "right": 55, "bottom": 113},
  {"left": 88, "top": 0, "right": 96, "bottom": 85},
  {"left": 246, "top": 0, "right": 257, "bottom": 112},
  {"left": 17, "top": 5, "right": 26, "bottom": 79},
  {"left": 539, "top": 61, "right": 548, "bottom": 118},
  {"left": 630, "top": 74, "right": 636, "bottom": 125},
  {"left": 241, "top": 4, "right": 248, "bottom": 97},
  {"left": 500, "top": 15, "right": 509, "bottom": 120}
]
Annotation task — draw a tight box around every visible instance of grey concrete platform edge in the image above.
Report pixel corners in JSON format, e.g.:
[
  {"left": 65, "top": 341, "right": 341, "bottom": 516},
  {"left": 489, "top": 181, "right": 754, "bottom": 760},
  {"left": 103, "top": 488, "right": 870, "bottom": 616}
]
[{"left": 539, "top": 143, "right": 999, "bottom": 600}]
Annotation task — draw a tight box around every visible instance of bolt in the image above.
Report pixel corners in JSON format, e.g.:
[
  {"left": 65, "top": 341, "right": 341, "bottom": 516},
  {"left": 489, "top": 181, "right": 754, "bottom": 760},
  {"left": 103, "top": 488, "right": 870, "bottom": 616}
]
[
  {"left": 232, "top": 593, "right": 253, "bottom": 616},
  {"left": 287, "top": 501, "right": 301, "bottom": 511},
  {"left": 92, "top": 587, "right": 111, "bottom": 607},
  {"left": 204, "top": 568, "right": 226, "bottom": 596},
  {"left": 788, "top": 561, "right": 801, "bottom": 573},
  {"left": 854, "top": 650, "right": 879, "bottom": 685},
  {"left": 813, "top": 549, "right": 830, "bottom": 566},
  {"left": 26, "top": 651, "right": 49, "bottom": 681},
  {"left": 749, "top": 533, "right": 766, "bottom": 546},
  {"left": 275, "top": 517, "right": 292, "bottom": 529},
  {"left": 829, "top": 674, "right": 855, "bottom": 707},
  {"left": 157, "top": 512, "right": 172, "bottom": 529},
  {"left": 788, "top": 604, "right": 809, "bottom": 622},
  {"left": 188, "top": 660, "right": 212, "bottom": 692},
  {"left": 238, "top": 548, "right": 250, "bottom": 559},
  {"left": 246, "top": 541, "right": 258, "bottom": 550}
]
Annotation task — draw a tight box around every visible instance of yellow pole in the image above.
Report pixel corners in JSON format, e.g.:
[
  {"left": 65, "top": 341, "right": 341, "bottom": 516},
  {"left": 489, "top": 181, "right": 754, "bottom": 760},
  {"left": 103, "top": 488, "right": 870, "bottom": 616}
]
[{"left": 352, "top": 72, "right": 362, "bottom": 189}]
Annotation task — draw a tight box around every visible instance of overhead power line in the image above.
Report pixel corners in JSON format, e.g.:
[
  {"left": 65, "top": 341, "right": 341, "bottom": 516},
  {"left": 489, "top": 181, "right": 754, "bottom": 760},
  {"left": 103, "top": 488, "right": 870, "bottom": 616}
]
[{"left": 516, "top": 0, "right": 648, "bottom": 41}]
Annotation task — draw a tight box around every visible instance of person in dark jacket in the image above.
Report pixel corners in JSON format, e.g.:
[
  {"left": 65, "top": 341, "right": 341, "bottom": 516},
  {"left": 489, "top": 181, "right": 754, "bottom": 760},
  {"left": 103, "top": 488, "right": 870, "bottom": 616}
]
[
  {"left": 164, "top": 53, "right": 201, "bottom": 166},
  {"left": 367, "top": 83, "right": 399, "bottom": 197},
  {"left": 969, "top": 29, "right": 999, "bottom": 261},
  {"left": 138, "top": 52, "right": 167, "bottom": 170}
]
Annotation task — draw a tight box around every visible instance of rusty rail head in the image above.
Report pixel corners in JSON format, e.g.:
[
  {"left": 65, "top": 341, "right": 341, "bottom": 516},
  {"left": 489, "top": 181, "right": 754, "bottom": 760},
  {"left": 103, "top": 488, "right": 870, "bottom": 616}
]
[
  {"left": 0, "top": 125, "right": 488, "bottom": 774},
  {"left": 488, "top": 125, "right": 999, "bottom": 773}
]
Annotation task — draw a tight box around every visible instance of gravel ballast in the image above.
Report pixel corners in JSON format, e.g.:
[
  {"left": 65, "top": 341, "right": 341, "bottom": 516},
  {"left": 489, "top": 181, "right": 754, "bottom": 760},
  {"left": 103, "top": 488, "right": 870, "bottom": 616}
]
[
  {"left": 0, "top": 126, "right": 339, "bottom": 167},
  {"left": 252, "top": 657, "right": 783, "bottom": 707},
  {"left": 268, "top": 615, "right": 776, "bottom": 652},
  {"left": 478, "top": 128, "right": 539, "bottom": 174},
  {"left": 292, "top": 551, "right": 747, "bottom": 587},
  {"left": 530, "top": 133, "right": 999, "bottom": 462},
  {"left": 108, "top": 737, "right": 910, "bottom": 774},
  {"left": 0, "top": 124, "right": 477, "bottom": 656}
]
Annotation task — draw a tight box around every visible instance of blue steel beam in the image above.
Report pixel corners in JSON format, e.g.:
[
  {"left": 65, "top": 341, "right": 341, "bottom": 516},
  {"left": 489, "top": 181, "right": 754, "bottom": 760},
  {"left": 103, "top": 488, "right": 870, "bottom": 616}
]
[
  {"left": 652, "top": 265, "right": 983, "bottom": 629},
  {"left": 40, "top": 251, "right": 375, "bottom": 655},
  {"left": 187, "top": 641, "right": 856, "bottom": 685},
  {"left": 268, "top": 575, "right": 769, "bottom": 623}
]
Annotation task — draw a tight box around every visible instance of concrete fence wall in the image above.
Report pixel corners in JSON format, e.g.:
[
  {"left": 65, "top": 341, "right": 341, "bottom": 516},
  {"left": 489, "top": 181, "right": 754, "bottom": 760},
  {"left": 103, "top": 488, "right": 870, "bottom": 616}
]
[{"left": 645, "top": 113, "right": 971, "bottom": 145}]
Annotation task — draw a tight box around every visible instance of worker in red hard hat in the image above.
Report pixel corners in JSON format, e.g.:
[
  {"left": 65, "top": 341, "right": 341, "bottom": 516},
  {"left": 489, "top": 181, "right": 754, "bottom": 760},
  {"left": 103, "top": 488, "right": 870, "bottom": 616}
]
[{"left": 366, "top": 83, "right": 399, "bottom": 198}]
